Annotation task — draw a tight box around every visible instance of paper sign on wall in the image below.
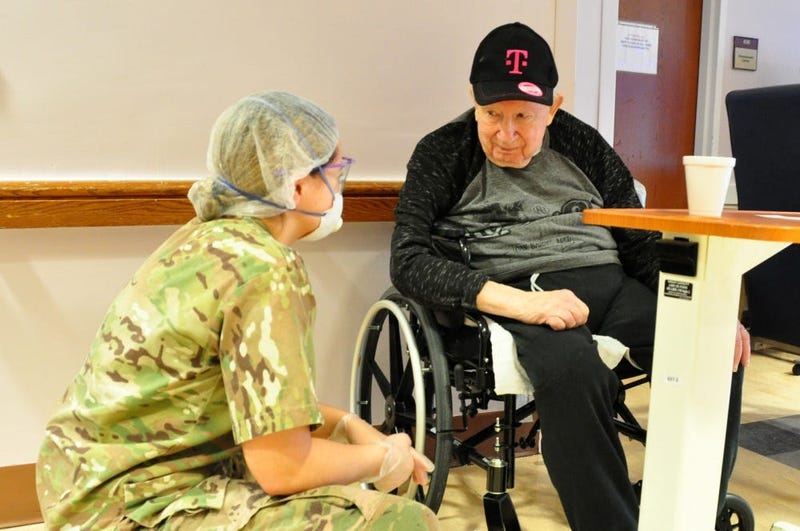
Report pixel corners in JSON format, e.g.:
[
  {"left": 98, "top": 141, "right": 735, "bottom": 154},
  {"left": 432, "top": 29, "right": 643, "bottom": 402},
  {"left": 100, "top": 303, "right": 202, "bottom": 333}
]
[
  {"left": 617, "top": 21, "right": 660, "bottom": 75},
  {"left": 733, "top": 36, "right": 758, "bottom": 71}
]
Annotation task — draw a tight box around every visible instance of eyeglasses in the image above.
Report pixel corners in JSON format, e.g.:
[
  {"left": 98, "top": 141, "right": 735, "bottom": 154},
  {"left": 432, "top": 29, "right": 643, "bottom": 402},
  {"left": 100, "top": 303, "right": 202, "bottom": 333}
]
[{"left": 320, "top": 156, "right": 355, "bottom": 191}]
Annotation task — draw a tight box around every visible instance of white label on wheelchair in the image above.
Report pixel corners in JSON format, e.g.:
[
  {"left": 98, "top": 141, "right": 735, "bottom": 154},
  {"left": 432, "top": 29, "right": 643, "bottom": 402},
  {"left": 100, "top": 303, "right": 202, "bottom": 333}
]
[{"left": 664, "top": 279, "right": 693, "bottom": 300}]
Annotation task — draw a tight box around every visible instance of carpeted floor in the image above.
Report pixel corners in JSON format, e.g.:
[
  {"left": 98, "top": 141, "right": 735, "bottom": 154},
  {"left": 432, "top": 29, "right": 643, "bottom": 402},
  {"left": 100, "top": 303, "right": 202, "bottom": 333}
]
[{"left": 739, "top": 414, "right": 800, "bottom": 470}]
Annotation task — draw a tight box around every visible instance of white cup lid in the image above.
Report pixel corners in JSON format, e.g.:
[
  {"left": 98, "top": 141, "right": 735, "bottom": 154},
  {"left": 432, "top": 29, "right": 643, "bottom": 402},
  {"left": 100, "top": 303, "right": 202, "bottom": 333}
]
[{"left": 683, "top": 155, "right": 736, "bottom": 167}]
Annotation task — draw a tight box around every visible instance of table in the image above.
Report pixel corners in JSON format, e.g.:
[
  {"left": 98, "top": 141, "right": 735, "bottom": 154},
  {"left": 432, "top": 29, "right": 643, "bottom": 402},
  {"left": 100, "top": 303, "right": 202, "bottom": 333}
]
[{"left": 582, "top": 208, "right": 800, "bottom": 530}]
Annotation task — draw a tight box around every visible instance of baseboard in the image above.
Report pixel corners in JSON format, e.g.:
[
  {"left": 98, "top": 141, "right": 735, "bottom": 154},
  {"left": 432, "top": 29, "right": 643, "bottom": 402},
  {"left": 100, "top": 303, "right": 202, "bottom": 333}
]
[{"left": 0, "top": 463, "right": 42, "bottom": 527}]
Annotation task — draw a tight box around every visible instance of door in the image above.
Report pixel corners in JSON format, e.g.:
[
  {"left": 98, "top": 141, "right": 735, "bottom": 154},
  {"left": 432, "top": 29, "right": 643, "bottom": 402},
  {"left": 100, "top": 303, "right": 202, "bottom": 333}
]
[{"left": 614, "top": 1, "right": 704, "bottom": 208}]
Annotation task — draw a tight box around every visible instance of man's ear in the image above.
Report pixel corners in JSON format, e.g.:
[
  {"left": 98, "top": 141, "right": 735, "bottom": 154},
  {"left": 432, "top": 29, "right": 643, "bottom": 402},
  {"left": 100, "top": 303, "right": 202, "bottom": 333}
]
[{"left": 547, "top": 93, "right": 564, "bottom": 125}]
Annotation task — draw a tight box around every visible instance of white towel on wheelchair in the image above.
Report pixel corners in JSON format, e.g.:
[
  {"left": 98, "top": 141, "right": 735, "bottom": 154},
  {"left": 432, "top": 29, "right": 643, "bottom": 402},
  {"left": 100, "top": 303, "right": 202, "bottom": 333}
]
[{"left": 485, "top": 317, "right": 632, "bottom": 396}]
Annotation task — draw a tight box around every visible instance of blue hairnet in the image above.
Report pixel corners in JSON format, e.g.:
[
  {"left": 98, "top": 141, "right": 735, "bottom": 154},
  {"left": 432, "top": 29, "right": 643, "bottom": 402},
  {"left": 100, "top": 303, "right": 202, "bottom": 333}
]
[{"left": 189, "top": 91, "right": 338, "bottom": 220}]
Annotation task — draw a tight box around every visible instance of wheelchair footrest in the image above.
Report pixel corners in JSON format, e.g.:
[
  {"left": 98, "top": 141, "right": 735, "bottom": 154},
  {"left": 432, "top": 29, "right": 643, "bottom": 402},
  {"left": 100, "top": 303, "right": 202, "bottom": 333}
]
[
  {"left": 483, "top": 492, "right": 521, "bottom": 531},
  {"left": 483, "top": 457, "right": 521, "bottom": 531},
  {"left": 485, "top": 457, "right": 508, "bottom": 494}
]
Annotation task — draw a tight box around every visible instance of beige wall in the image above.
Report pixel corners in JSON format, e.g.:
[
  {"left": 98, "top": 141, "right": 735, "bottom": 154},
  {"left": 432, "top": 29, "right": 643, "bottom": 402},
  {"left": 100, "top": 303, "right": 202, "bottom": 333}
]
[
  {"left": 0, "top": 221, "right": 395, "bottom": 464},
  {"left": 0, "top": 0, "right": 573, "bottom": 181},
  {"left": 0, "top": 1, "right": 615, "bottom": 466},
  {"left": 716, "top": 1, "right": 800, "bottom": 158},
  {"left": 695, "top": 0, "right": 800, "bottom": 204}
]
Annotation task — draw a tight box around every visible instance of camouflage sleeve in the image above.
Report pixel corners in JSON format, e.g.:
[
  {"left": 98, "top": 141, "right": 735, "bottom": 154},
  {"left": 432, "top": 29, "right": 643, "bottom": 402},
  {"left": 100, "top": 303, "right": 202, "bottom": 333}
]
[{"left": 218, "top": 253, "right": 323, "bottom": 444}]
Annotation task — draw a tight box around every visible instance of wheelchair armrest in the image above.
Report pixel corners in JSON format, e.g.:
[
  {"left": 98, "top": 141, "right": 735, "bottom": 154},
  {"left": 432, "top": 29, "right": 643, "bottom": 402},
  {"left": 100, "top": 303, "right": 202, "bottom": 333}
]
[
  {"left": 432, "top": 219, "right": 466, "bottom": 239},
  {"left": 433, "top": 309, "right": 466, "bottom": 329},
  {"left": 431, "top": 219, "right": 472, "bottom": 266},
  {"left": 433, "top": 309, "right": 489, "bottom": 330}
]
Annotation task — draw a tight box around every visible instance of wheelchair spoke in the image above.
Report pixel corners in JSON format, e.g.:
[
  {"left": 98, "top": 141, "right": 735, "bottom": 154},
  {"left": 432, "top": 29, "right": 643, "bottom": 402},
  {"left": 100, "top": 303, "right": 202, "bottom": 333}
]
[
  {"left": 388, "top": 315, "right": 405, "bottom": 394},
  {"left": 367, "top": 358, "right": 391, "bottom": 397},
  {"left": 352, "top": 293, "right": 454, "bottom": 514},
  {"left": 410, "top": 482, "right": 426, "bottom": 504},
  {"left": 392, "top": 313, "right": 425, "bottom": 400},
  {"left": 394, "top": 360, "right": 415, "bottom": 402},
  {"left": 394, "top": 408, "right": 437, "bottom": 439}
]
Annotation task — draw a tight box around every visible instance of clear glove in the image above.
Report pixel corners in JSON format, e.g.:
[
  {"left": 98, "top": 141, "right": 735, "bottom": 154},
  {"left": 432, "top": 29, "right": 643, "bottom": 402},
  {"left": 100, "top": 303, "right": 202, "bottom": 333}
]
[
  {"left": 334, "top": 415, "right": 435, "bottom": 490},
  {"left": 409, "top": 447, "right": 435, "bottom": 486},
  {"left": 328, "top": 413, "right": 352, "bottom": 443},
  {"left": 370, "top": 433, "right": 415, "bottom": 492}
]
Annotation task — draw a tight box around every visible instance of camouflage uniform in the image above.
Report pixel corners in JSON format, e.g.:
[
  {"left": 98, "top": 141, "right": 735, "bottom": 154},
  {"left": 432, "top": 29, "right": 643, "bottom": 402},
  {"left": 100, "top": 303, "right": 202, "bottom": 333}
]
[{"left": 36, "top": 217, "right": 437, "bottom": 530}]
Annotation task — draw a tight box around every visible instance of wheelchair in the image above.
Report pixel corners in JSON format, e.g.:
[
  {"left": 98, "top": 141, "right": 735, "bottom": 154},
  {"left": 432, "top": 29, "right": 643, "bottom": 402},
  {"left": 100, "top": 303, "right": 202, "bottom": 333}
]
[{"left": 349, "top": 286, "right": 755, "bottom": 530}]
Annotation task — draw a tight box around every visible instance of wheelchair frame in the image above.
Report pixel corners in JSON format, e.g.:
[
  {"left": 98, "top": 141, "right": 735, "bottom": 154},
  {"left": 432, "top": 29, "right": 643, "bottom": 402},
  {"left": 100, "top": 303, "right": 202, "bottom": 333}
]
[
  {"left": 349, "top": 288, "right": 650, "bottom": 526},
  {"left": 349, "top": 287, "right": 755, "bottom": 531}
]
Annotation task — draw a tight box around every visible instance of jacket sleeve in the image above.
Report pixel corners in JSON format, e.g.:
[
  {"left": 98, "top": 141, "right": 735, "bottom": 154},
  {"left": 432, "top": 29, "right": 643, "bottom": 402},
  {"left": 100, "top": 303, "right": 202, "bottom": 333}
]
[
  {"left": 390, "top": 120, "right": 490, "bottom": 311},
  {"left": 549, "top": 111, "right": 661, "bottom": 292}
]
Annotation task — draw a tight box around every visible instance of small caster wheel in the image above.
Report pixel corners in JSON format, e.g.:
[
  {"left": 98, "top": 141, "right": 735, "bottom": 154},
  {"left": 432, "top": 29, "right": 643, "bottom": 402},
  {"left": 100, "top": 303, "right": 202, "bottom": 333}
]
[{"left": 716, "top": 492, "right": 755, "bottom": 531}]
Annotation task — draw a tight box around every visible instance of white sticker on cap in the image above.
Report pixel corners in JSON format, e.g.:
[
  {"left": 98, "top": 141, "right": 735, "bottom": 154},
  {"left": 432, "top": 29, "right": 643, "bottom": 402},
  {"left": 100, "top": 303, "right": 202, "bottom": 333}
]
[{"left": 518, "top": 82, "right": 543, "bottom": 97}]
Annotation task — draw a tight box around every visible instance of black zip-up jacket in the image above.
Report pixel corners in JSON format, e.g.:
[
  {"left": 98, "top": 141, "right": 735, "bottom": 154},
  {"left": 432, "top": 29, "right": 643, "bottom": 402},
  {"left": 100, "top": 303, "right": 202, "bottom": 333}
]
[{"left": 390, "top": 108, "right": 660, "bottom": 312}]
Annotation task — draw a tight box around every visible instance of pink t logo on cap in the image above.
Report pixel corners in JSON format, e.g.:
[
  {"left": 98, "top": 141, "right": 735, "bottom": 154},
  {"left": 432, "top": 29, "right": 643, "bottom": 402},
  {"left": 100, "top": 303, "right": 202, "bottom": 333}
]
[{"left": 505, "top": 49, "right": 529, "bottom": 74}]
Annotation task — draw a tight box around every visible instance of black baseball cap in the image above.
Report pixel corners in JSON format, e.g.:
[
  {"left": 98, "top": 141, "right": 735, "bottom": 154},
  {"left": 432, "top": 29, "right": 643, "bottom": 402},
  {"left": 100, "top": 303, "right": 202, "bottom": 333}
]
[{"left": 470, "top": 22, "right": 559, "bottom": 106}]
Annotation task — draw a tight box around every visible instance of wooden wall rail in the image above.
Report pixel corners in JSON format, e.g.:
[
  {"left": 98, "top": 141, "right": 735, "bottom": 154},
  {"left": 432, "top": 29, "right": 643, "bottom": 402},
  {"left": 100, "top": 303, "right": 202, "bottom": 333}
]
[{"left": 0, "top": 180, "right": 402, "bottom": 228}]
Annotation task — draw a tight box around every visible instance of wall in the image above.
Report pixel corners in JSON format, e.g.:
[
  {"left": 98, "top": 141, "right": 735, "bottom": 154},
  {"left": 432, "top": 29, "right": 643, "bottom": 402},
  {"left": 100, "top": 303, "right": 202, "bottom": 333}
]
[
  {"left": 9, "top": 0, "right": 798, "bottom": 470},
  {"left": 0, "top": 0, "right": 572, "bottom": 181},
  {"left": 0, "top": 221, "right": 395, "bottom": 465},
  {"left": 698, "top": 0, "right": 800, "bottom": 204},
  {"left": 0, "top": 1, "right": 613, "bottom": 467}
]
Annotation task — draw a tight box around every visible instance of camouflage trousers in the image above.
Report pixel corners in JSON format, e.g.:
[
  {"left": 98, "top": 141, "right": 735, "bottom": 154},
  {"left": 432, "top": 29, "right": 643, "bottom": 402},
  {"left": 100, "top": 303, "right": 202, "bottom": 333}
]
[{"left": 144, "top": 480, "right": 439, "bottom": 530}]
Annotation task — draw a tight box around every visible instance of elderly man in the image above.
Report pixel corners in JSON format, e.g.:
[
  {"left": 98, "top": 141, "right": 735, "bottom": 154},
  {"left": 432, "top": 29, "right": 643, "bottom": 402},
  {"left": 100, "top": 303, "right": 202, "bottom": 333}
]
[{"left": 390, "top": 22, "right": 749, "bottom": 530}]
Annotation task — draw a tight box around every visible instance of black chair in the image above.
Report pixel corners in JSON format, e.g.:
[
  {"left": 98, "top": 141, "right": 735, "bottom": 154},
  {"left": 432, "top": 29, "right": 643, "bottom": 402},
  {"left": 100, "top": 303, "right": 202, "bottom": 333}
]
[{"left": 726, "top": 84, "right": 800, "bottom": 375}]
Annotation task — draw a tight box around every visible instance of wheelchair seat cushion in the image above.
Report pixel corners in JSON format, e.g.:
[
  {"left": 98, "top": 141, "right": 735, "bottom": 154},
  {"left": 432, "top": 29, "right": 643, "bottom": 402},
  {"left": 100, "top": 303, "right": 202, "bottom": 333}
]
[{"left": 486, "top": 317, "right": 634, "bottom": 396}]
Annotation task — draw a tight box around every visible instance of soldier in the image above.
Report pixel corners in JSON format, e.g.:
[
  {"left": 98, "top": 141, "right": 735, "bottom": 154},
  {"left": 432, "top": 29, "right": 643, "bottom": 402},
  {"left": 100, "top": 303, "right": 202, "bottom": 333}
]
[{"left": 36, "top": 91, "right": 438, "bottom": 530}]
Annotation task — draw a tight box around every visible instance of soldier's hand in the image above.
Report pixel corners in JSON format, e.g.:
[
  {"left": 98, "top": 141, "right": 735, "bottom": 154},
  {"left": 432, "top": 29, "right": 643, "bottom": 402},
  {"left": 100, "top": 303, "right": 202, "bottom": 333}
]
[
  {"left": 409, "top": 447, "right": 434, "bottom": 486},
  {"left": 372, "top": 434, "right": 415, "bottom": 492}
]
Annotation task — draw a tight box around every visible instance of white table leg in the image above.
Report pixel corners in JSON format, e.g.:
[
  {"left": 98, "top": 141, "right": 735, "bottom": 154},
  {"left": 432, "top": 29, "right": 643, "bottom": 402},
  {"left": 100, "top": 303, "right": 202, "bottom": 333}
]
[{"left": 639, "top": 234, "right": 789, "bottom": 530}]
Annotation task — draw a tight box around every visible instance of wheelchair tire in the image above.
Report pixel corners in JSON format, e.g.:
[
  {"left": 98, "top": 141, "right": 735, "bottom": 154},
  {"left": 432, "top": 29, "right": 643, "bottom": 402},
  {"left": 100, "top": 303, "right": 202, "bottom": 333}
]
[
  {"left": 350, "top": 289, "right": 454, "bottom": 513},
  {"left": 716, "top": 493, "right": 755, "bottom": 531}
]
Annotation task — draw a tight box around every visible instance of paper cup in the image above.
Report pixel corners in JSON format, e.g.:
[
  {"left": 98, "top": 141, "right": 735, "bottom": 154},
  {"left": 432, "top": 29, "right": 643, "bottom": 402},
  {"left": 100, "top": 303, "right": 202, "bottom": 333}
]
[{"left": 683, "top": 155, "right": 736, "bottom": 217}]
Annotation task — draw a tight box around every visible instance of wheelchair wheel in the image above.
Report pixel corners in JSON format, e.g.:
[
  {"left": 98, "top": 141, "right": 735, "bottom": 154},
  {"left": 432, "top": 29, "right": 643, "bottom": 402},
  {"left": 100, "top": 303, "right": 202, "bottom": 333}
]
[
  {"left": 350, "top": 290, "right": 453, "bottom": 512},
  {"left": 716, "top": 493, "right": 755, "bottom": 531}
]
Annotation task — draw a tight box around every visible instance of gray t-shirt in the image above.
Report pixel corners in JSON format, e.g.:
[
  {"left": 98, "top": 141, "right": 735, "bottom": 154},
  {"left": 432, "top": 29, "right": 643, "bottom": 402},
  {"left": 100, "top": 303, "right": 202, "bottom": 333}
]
[{"left": 440, "top": 136, "right": 620, "bottom": 281}]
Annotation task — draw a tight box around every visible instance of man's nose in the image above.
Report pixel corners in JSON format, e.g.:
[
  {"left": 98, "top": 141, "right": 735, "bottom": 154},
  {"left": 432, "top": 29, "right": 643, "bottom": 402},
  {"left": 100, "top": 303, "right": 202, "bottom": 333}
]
[{"left": 495, "top": 119, "right": 517, "bottom": 141}]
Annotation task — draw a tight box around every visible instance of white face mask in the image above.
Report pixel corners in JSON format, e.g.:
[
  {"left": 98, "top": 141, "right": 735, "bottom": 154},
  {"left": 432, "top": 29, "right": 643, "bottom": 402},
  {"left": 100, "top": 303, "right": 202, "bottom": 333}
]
[{"left": 299, "top": 193, "right": 344, "bottom": 242}]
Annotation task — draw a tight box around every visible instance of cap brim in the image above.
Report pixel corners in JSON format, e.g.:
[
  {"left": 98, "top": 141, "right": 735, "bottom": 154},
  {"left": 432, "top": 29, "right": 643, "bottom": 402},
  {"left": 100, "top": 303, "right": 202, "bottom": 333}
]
[{"left": 473, "top": 81, "right": 553, "bottom": 106}]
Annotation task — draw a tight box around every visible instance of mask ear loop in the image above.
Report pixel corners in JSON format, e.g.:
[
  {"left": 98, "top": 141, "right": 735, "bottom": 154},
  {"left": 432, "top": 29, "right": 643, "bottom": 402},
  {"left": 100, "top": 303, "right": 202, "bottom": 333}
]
[
  {"left": 316, "top": 166, "right": 336, "bottom": 196},
  {"left": 218, "top": 178, "right": 325, "bottom": 217}
]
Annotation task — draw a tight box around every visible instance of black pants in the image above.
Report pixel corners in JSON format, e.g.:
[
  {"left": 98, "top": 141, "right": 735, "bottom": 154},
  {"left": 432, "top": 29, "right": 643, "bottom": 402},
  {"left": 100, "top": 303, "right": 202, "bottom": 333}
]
[{"left": 491, "top": 264, "right": 743, "bottom": 531}]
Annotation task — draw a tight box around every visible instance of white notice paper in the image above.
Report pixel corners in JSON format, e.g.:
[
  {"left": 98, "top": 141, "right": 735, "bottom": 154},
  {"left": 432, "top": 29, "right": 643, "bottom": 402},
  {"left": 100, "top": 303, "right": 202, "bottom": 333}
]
[{"left": 617, "top": 21, "right": 659, "bottom": 75}]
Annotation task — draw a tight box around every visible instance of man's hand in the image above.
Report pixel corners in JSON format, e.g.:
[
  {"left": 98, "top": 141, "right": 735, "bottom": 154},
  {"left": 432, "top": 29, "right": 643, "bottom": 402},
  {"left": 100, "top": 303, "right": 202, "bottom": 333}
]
[
  {"left": 733, "top": 320, "right": 751, "bottom": 372},
  {"left": 516, "top": 289, "right": 590, "bottom": 330},
  {"left": 477, "top": 280, "right": 589, "bottom": 330}
]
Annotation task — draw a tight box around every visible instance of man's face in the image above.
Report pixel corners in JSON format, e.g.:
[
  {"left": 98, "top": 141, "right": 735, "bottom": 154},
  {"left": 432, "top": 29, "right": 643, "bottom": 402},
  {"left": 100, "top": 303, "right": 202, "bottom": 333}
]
[{"left": 474, "top": 99, "right": 558, "bottom": 168}]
